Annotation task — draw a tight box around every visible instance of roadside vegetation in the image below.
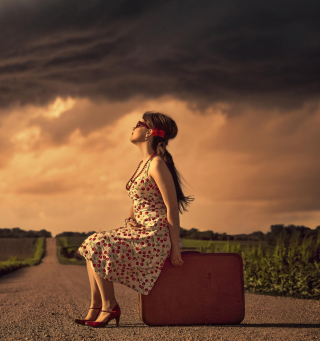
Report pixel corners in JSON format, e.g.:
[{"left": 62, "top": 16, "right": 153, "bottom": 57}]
[
  {"left": 0, "top": 237, "right": 46, "bottom": 277},
  {"left": 196, "top": 232, "right": 320, "bottom": 299},
  {"left": 56, "top": 226, "right": 320, "bottom": 300},
  {"left": 1, "top": 225, "right": 319, "bottom": 299}
]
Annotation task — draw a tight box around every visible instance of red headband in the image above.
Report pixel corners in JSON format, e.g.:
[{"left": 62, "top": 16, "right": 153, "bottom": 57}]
[{"left": 152, "top": 128, "right": 165, "bottom": 138}]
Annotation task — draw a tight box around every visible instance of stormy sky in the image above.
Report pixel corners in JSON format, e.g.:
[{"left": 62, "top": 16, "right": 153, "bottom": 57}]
[{"left": 0, "top": 0, "right": 319, "bottom": 236}]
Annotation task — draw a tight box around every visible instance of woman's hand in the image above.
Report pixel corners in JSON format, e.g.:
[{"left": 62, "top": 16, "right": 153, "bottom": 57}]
[
  {"left": 170, "top": 244, "right": 184, "bottom": 267},
  {"left": 127, "top": 218, "right": 140, "bottom": 228}
]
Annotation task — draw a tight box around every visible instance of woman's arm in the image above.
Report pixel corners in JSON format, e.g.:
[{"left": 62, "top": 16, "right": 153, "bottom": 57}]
[
  {"left": 128, "top": 204, "right": 135, "bottom": 219},
  {"left": 167, "top": 207, "right": 180, "bottom": 248},
  {"left": 125, "top": 204, "right": 139, "bottom": 228},
  {"left": 149, "top": 158, "right": 184, "bottom": 267},
  {"left": 149, "top": 158, "right": 180, "bottom": 243}
]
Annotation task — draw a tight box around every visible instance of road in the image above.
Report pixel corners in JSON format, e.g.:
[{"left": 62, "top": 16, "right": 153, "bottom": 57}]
[{"left": 0, "top": 238, "right": 319, "bottom": 340}]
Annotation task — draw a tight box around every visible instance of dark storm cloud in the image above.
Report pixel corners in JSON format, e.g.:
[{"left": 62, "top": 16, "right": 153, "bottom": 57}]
[{"left": 0, "top": 0, "right": 319, "bottom": 111}]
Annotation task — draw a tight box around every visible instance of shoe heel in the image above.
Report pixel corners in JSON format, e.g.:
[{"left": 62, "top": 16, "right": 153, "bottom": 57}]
[{"left": 115, "top": 315, "right": 120, "bottom": 327}]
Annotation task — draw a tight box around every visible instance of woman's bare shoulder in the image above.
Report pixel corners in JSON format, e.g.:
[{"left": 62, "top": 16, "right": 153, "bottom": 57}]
[
  {"left": 153, "top": 155, "right": 164, "bottom": 162},
  {"left": 148, "top": 156, "right": 167, "bottom": 181},
  {"left": 150, "top": 155, "right": 165, "bottom": 167}
]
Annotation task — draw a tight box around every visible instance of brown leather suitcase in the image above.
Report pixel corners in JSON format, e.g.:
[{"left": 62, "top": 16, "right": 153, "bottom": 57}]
[{"left": 139, "top": 251, "right": 245, "bottom": 325}]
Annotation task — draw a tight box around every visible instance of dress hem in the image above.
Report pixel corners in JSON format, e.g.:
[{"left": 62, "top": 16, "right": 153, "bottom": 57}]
[{"left": 77, "top": 248, "right": 169, "bottom": 296}]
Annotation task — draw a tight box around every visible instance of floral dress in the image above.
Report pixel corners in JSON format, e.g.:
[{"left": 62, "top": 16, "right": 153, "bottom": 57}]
[{"left": 76, "top": 154, "right": 179, "bottom": 295}]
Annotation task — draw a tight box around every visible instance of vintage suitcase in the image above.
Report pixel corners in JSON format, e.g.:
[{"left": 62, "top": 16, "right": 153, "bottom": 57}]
[{"left": 139, "top": 251, "right": 245, "bottom": 325}]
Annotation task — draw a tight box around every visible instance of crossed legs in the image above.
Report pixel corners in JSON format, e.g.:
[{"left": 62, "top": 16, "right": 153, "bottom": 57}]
[{"left": 84, "top": 259, "right": 118, "bottom": 322}]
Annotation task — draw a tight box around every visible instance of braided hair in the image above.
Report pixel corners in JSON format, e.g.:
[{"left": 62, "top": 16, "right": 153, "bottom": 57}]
[{"left": 142, "top": 111, "right": 195, "bottom": 214}]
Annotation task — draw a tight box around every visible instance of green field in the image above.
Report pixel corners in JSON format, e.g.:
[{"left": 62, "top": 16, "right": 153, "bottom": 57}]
[
  {"left": 0, "top": 238, "right": 38, "bottom": 261},
  {"left": 0, "top": 237, "right": 46, "bottom": 277},
  {"left": 195, "top": 234, "right": 320, "bottom": 299},
  {"left": 57, "top": 233, "right": 320, "bottom": 299},
  {"left": 55, "top": 236, "right": 235, "bottom": 265},
  {"left": 180, "top": 238, "right": 274, "bottom": 253},
  {"left": 56, "top": 236, "right": 87, "bottom": 265},
  {"left": 3, "top": 234, "right": 319, "bottom": 299}
]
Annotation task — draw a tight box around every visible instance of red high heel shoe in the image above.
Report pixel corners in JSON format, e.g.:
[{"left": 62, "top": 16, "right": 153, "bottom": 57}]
[
  {"left": 74, "top": 307, "right": 102, "bottom": 325},
  {"left": 85, "top": 304, "right": 121, "bottom": 328}
]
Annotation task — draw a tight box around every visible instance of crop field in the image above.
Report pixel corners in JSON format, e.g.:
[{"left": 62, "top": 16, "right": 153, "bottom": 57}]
[
  {"left": 0, "top": 238, "right": 37, "bottom": 261},
  {"left": 200, "top": 234, "right": 320, "bottom": 299},
  {"left": 180, "top": 238, "right": 272, "bottom": 252},
  {"left": 57, "top": 231, "right": 320, "bottom": 299},
  {"left": 0, "top": 237, "right": 46, "bottom": 277}
]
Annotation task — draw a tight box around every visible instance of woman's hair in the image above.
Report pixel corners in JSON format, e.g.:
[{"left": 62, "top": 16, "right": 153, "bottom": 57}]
[{"left": 142, "top": 111, "right": 195, "bottom": 214}]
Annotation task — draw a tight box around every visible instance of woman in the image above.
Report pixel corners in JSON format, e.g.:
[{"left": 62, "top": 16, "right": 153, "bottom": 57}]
[{"left": 74, "top": 111, "right": 195, "bottom": 328}]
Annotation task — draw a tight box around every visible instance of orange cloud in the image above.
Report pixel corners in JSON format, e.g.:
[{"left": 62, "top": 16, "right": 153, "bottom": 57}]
[{"left": 0, "top": 96, "right": 319, "bottom": 236}]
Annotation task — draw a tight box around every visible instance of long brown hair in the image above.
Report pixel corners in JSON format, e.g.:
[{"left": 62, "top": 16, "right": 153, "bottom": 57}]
[{"left": 142, "top": 111, "right": 195, "bottom": 214}]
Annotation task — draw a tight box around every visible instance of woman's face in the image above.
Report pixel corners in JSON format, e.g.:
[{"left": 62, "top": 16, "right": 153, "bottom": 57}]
[{"left": 130, "top": 119, "right": 150, "bottom": 142}]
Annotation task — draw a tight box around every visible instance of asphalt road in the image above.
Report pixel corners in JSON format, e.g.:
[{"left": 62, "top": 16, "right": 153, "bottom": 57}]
[{"left": 0, "top": 237, "right": 319, "bottom": 341}]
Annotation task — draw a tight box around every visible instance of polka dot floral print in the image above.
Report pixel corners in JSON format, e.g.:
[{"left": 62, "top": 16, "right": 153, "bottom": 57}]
[{"left": 77, "top": 154, "right": 181, "bottom": 295}]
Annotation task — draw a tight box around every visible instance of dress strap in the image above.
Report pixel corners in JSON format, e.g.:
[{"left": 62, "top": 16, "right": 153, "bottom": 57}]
[{"left": 145, "top": 154, "right": 158, "bottom": 178}]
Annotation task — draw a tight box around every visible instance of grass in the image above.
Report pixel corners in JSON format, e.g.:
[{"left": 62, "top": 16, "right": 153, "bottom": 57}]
[
  {"left": 56, "top": 236, "right": 87, "bottom": 265},
  {"left": 55, "top": 236, "right": 268, "bottom": 264},
  {"left": 0, "top": 237, "right": 46, "bottom": 277},
  {"left": 181, "top": 239, "right": 226, "bottom": 250}
]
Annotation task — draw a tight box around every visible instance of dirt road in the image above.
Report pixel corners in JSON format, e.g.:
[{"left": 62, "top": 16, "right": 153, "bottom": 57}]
[{"left": 0, "top": 238, "right": 319, "bottom": 341}]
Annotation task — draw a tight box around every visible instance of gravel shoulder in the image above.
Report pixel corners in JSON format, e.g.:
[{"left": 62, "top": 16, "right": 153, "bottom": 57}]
[{"left": 0, "top": 237, "right": 319, "bottom": 341}]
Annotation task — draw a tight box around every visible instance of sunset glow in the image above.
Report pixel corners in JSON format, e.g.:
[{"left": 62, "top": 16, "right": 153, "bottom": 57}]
[
  {"left": 0, "top": 1, "right": 319, "bottom": 236},
  {"left": 1, "top": 96, "right": 319, "bottom": 236}
]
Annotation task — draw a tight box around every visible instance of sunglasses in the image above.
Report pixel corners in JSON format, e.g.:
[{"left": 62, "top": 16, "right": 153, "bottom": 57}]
[{"left": 133, "top": 121, "right": 150, "bottom": 130}]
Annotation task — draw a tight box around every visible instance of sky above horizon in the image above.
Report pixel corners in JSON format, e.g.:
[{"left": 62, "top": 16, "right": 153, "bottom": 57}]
[{"left": 0, "top": 1, "right": 319, "bottom": 237}]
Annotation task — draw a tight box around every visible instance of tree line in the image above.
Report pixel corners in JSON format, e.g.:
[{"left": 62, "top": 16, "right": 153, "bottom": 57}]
[
  {"left": 180, "top": 224, "right": 320, "bottom": 245},
  {"left": 0, "top": 227, "right": 52, "bottom": 238},
  {"left": 1, "top": 224, "right": 320, "bottom": 246}
]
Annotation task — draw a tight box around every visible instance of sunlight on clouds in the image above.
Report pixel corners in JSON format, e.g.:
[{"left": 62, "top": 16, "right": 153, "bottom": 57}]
[
  {"left": 42, "top": 96, "right": 76, "bottom": 119},
  {"left": 11, "top": 126, "right": 41, "bottom": 152},
  {"left": 1, "top": 95, "right": 320, "bottom": 235},
  {"left": 1, "top": 95, "right": 213, "bottom": 234}
]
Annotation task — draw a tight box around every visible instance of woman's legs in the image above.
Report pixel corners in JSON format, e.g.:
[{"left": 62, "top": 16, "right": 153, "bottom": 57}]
[
  {"left": 85, "top": 260, "right": 118, "bottom": 322},
  {"left": 83, "top": 260, "right": 103, "bottom": 320},
  {"left": 87, "top": 260, "right": 103, "bottom": 306}
]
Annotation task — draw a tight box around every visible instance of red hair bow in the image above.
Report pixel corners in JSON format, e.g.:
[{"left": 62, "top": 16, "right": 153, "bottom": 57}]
[{"left": 152, "top": 128, "right": 165, "bottom": 138}]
